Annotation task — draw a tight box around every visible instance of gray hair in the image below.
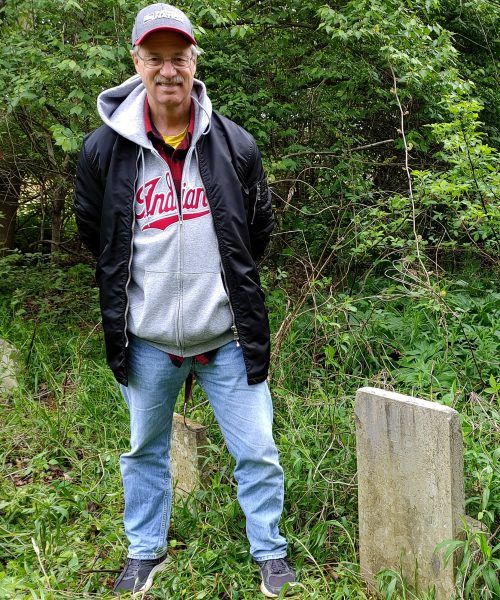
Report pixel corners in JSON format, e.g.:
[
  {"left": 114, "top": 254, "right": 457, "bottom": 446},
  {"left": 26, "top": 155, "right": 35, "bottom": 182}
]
[{"left": 132, "top": 44, "right": 200, "bottom": 57}]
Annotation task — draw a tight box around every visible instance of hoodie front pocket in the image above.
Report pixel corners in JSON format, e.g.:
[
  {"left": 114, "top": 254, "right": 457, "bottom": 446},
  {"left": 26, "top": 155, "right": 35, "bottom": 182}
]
[
  {"left": 180, "top": 270, "right": 233, "bottom": 348},
  {"left": 127, "top": 270, "right": 181, "bottom": 346}
]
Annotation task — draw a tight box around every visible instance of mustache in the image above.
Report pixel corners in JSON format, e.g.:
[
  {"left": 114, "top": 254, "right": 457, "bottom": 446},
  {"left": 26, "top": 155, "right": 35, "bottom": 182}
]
[{"left": 154, "top": 75, "right": 184, "bottom": 85}]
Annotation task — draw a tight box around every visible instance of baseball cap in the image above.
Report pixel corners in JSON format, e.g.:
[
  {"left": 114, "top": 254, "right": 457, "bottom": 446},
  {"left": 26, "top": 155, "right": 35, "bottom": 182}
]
[{"left": 132, "top": 4, "right": 197, "bottom": 46}]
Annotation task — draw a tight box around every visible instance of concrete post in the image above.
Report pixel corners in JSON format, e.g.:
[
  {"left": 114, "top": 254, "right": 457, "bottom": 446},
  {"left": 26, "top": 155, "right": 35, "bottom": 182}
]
[
  {"left": 0, "top": 338, "right": 19, "bottom": 395},
  {"left": 170, "top": 413, "right": 207, "bottom": 498},
  {"left": 355, "top": 387, "right": 465, "bottom": 599}
]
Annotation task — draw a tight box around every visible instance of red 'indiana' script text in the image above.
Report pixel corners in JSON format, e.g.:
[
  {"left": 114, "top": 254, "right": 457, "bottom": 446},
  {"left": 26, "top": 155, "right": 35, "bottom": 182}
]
[{"left": 135, "top": 172, "right": 209, "bottom": 231}]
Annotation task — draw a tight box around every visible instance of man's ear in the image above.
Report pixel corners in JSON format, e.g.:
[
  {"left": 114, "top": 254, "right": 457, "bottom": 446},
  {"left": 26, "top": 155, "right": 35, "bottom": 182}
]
[{"left": 130, "top": 49, "right": 140, "bottom": 74}]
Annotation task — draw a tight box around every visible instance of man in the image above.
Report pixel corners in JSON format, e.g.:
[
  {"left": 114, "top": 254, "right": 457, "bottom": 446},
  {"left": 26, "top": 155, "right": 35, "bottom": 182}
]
[{"left": 74, "top": 4, "right": 296, "bottom": 598}]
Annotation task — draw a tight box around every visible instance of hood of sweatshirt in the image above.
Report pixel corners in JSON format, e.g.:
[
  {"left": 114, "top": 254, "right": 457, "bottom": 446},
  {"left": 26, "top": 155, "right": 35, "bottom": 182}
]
[
  {"left": 94, "top": 74, "right": 234, "bottom": 357},
  {"left": 97, "top": 73, "right": 212, "bottom": 148}
]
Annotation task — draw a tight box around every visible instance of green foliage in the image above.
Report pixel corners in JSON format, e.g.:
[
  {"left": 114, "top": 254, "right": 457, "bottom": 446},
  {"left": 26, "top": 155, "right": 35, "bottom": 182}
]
[
  {"left": 439, "top": 0, "right": 500, "bottom": 145},
  {"left": 0, "top": 256, "right": 370, "bottom": 597},
  {"left": 376, "top": 566, "right": 437, "bottom": 600},
  {"left": 1, "top": 251, "right": 498, "bottom": 598},
  {"left": 0, "top": 0, "right": 499, "bottom": 596},
  {"left": 437, "top": 524, "right": 500, "bottom": 600},
  {"left": 0, "top": 0, "right": 499, "bottom": 261},
  {"left": 0, "top": 0, "right": 136, "bottom": 127},
  {"left": 412, "top": 93, "right": 500, "bottom": 253}
]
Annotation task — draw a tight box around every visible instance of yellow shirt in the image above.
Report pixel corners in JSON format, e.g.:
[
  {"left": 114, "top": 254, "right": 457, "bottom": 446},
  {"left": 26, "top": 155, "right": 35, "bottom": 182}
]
[{"left": 163, "top": 127, "right": 188, "bottom": 150}]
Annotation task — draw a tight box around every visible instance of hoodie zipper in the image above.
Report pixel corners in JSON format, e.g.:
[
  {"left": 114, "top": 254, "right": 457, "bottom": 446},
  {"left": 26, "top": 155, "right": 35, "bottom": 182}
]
[
  {"left": 150, "top": 146, "right": 184, "bottom": 350},
  {"left": 151, "top": 144, "right": 200, "bottom": 353},
  {"left": 176, "top": 145, "right": 198, "bottom": 353},
  {"left": 177, "top": 170, "right": 184, "bottom": 352}
]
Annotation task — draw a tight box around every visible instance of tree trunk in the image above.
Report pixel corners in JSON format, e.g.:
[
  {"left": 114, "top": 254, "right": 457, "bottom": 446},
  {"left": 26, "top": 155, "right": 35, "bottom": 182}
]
[
  {"left": 0, "top": 168, "right": 21, "bottom": 253},
  {"left": 51, "top": 179, "right": 65, "bottom": 254},
  {"left": 50, "top": 155, "right": 70, "bottom": 257}
]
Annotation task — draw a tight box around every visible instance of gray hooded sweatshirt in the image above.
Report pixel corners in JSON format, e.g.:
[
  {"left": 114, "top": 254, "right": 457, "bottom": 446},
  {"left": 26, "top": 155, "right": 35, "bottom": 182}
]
[{"left": 97, "top": 74, "right": 234, "bottom": 356}]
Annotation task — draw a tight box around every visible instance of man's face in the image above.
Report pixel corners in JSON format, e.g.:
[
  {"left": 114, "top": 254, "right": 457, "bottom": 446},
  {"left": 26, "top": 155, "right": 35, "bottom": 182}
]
[{"left": 132, "top": 30, "right": 196, "bottom": 114}]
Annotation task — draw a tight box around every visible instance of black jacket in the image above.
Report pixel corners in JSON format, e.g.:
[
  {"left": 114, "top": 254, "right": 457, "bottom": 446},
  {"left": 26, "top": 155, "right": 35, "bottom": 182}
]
[{"left": 74, "top": 112, "right": 274, "bottom": 386}]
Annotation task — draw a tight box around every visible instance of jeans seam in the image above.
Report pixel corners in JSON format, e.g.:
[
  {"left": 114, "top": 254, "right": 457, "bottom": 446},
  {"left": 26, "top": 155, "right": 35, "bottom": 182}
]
[{"left": 156, "top": 459, "right": 171, "bottom": 552}]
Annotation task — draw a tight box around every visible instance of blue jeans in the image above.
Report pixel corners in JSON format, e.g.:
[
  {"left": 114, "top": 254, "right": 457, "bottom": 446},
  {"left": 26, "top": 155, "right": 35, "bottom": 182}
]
[{"left": 120, "top": 336, "right": 288, "bottom": 561}]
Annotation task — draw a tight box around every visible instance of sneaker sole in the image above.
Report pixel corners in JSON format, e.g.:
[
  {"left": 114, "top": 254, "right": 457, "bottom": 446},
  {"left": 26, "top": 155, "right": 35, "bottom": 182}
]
[
  {"left": 126, "top": 557, "right": 170, "bottom": 598},
  {"left": 260, "top": 580, "right": 299, "bottom": 598}
]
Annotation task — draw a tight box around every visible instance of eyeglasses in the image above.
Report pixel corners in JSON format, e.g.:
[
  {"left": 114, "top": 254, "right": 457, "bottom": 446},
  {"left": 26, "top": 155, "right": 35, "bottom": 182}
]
[{"left": 136, "top": 51, "right": 193, "bottom": 70}]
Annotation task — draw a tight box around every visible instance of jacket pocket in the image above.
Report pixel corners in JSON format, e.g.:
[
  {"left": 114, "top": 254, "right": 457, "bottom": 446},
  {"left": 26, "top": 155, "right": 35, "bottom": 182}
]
[{"left": 249, "top": 178, "right": 271, "bottom": 225}]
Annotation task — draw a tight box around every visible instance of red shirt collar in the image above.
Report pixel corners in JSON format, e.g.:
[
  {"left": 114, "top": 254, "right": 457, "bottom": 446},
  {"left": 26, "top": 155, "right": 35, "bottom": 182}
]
[{"left": 144, "top": 96, "right": 195, "bottom": 150}]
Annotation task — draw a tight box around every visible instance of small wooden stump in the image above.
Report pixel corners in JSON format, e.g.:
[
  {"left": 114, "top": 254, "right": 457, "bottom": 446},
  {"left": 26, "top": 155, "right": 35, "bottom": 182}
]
[
  {"left": 170, "top": 413, "right": 207, "bottom": 497},
  {"left": 355, "top": 387, "right": 465, "bottom": 599}
]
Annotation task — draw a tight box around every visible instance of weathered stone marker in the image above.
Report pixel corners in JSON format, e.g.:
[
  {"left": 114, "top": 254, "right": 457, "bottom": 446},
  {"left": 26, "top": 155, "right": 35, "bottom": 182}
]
[
  {"left": 355, "top": 387, "right": 464, "bottom": 599},
  {"left": 170, "top": 413, "right": 207, "bottom": 497},
  {"left": 0, "top": 338, "right": 19, "bottom": 395}
]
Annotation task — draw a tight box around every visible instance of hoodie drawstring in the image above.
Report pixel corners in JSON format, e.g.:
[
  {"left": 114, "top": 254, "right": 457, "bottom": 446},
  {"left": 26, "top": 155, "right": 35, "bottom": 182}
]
[{"left": 192, "top": 95, "right": 212, "bottom": 136}]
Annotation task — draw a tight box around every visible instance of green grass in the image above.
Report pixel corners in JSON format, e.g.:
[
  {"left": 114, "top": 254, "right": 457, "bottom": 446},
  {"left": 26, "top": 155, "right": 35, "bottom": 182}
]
[{"left": 0, "top": 254, "right": 498, "bottom": 599}]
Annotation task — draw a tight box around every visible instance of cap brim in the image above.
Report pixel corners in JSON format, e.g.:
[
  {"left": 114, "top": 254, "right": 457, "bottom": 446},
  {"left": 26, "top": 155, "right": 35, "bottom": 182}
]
[{"left": 134, "top": 26, "right": 197, "bottom": 46}]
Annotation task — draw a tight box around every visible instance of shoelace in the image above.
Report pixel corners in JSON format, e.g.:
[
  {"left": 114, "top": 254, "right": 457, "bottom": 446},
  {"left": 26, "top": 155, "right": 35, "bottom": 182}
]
[
  {"left": 268, "top": 558, "right": 290, "bottom": 574},
  {"left": 124, "top": 559, "right": 144, "bottom": 576}
]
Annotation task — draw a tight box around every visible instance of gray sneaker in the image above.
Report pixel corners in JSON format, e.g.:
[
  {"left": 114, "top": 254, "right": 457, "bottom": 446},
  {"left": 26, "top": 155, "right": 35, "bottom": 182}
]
[
  {"left": 256, "top": 558, "right": 297, "bottom": 597},
  {"left": 113, "top": 556, "right": 168, "bottom": 596}
]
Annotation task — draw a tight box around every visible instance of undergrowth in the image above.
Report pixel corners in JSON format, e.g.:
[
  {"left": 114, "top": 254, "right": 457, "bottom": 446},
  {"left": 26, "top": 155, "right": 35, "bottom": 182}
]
[{"left": 0, "top": 252, "right": 498, "bottom": 599}]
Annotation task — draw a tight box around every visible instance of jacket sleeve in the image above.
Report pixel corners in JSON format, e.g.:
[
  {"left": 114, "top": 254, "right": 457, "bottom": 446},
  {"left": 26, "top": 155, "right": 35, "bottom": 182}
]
[
  {"left": 74, "top": 135, "right": 104, "bottom": 258},
  {"left": 246, "top": 142, "right": 275, "bottom": 262}
]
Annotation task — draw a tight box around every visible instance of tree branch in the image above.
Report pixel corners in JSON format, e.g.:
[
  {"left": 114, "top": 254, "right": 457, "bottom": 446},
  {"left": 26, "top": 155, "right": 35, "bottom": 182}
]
[{"left": 282, "top": 139, "right": 394, "bottom": 159}]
